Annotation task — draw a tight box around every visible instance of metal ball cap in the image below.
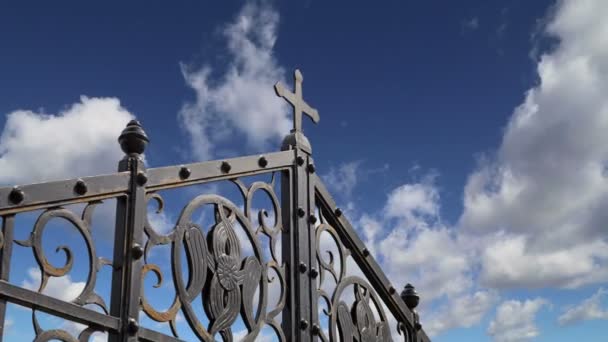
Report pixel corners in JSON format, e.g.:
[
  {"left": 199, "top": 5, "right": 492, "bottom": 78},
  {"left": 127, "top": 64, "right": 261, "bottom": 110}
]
[{"left": 118, "top": 120, "right": 149, "bottom": 156}]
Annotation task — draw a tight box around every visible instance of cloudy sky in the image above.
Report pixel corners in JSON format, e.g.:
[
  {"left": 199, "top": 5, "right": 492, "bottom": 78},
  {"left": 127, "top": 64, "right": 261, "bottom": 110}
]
[{"left": 1, "top": 0, "right": 608, "bottom": 341}]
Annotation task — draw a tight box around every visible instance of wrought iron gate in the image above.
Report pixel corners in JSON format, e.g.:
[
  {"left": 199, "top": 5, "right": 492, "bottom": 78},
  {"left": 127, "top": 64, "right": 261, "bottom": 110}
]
[{"left": 0, "top": 70, "right": 431, "bottom": 341}]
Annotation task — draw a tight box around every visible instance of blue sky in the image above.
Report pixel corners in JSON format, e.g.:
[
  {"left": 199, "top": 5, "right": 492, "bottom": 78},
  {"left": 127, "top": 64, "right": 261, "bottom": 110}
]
[{"left": 1, "top": 0, "right": 608, "bottom": 341}]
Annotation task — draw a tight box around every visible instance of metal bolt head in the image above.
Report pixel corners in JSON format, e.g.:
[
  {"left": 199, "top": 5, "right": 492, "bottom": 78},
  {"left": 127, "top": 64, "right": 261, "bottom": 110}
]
[
  {"left": 389, "top": 286, "right": 396, "bottom": 295},
  {"left": 307, "top": 163, "right": 316, "bottom": 173},
  {"left": 310, "top": 268, "right": 319, "bottom": 279},
  {"left": 221, "top": 161, "right": 231, "bottom": 173},
  {"left": 299, "top": 319, "right": 309, "bottom": 330},
  {"left": 335, "top": 208, "right": 342, "bottom": 217},
  {"left": 362, "top": 248, "right": 370, "bottom": 257},
  {"left": 131, "top": 243, "right": 144, "bottom": 260},
  {"left": 74, "top": 179, "right": 87, "bottom": 195},
  {"left": 118, "top": 120, "right": 149, "bottom": 156},
  {"left": 311, "top": 324, "right": 320, "bottom": 335},
  {"left": 296, "top": 156, "right": 305, "bottom": 166},
  {"left": 297, "top": 207, "right": 306, "bottom": 218},
  {"left": 127, "top": 318, "right": 139, "bottom": 335},
  {"left": 401, "top": 283, "right": 420, "bottom": 310},
  {"left": 299, "top": 262, "right": 308, "bottom": 273},
  {"left": 136, "top": 172, "right": 147, "bottom": 186},
  {"left": 8, "top": 187, "right": 24, "bottom": 205},
  {"left": 258, "top": 156, "right": 268, "bottom": 168},
  {"left": 309, "top": 215, "right": 317, "bottom": 225},
  {"left": 179, "top": 167, "right": 191, "bottom": 180}
]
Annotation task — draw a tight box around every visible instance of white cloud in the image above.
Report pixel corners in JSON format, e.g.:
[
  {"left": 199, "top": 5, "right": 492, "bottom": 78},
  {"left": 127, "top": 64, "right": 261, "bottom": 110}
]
[
  {"left": 426, "top": 290, "right": 498, "bottom": 337},
  {"left": 179, "top": 2, "right": 290, "bottom": 161},
  {"left": 459, "top": 0, "right": 608, "bottom": 289},
  {"left": 384, "top": 176, "right": 440, "bottom": 230},
  {"left": 323, "top": 161, "right": 361, "bottom": 197},
  {"left": 0, "top": 96, "right": 133, "bottom": 185},
  {"left": 558, "top": 287, "right": 608, "bottom": 325},
  {"left": 22, "top": 267, "right": 85, "bottom": 302},
  {"left": 487, "top": 298, "right": 548, "bottom": 342},
  {"left": 350, "top": 176, "right": 493, "bottom": 336}
]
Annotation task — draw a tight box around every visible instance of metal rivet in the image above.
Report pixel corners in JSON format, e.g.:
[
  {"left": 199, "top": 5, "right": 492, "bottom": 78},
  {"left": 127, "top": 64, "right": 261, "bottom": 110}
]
[
  {"left": 310, "top": 268, "right": 319, "bottom": 279},
  {"left": 297, "top": 207, "right": 306, "bottom": 218},
  {"left": 335, "top": 208, "right": 342, "bottom": 217},
  {"left": 221, "top": 161, "right": 231, "bottom": 173},
  {"left": 309, "top": 215, "right": 317, "bottom": 225},
  {"left": 179, "top": 167, "right": 191, "bottom": 180},
  {"left": 74, "top": 179, "right": 87, "bottom": 195},
  {"left": 300, "top": 319, "right": 309, "bottom": 330},
  {"left": 8, "top": 187, "right": 24, "bottom": 205},
  {"left": 307, "top": 163, "right": 316, "bottom": 173},
  {"left": 299, "top": 262, "right": 308, "bottom": 273},
  {"left": 127, "top": 318, "right": 139, "bottom": 334},
  {"left": 296, "top": 156, "right": 305, "bottom": 166},
  {"left": 312, "top": 324, "right": 320, "bottom": 335},
  {"left": 136, "top": 172, "right": 147, "bottom": 186},
  {"left": 363, "top": 248, "right": 370, "bottom": 257},
  {"left": 131, "top": 243, "right": 144, "bottom": 260},
  {"left": 258, "top": 156, "right": 268, "bottom": 168},
  {"left": 389, "top": 286, "right": 396, "bottom": 295}
]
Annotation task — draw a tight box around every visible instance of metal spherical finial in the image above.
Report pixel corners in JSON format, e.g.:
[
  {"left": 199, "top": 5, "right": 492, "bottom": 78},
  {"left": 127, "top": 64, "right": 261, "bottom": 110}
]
[
  {"left": 401, "top": 283, "right": 420, "bottom": 310},
  {"left": 118, "top": 120, "right": 149, "bottom": 156}
]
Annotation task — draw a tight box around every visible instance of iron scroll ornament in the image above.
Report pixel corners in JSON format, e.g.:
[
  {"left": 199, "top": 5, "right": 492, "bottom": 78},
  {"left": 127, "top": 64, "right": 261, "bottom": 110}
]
[
  {"left": 141, "top": 177, "right": 286, "bottom": 341},
  {"left": 315, "top": 220, "right": 393, "bottom": 342},
  {"left": 13, "top": 201, "right": 111, "bottom": 340}
]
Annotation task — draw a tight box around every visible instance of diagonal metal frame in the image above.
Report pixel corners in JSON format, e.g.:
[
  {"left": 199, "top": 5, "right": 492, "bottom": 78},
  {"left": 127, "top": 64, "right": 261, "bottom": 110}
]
[{"left": 313, "top": 174, "right": 431, "bottom": 342}]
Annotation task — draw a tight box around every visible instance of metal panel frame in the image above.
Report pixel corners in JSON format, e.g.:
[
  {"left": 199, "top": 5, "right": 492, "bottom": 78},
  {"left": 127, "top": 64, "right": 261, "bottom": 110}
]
[{"left": 0, "top": 69, "right": 431, "bottom": 341}]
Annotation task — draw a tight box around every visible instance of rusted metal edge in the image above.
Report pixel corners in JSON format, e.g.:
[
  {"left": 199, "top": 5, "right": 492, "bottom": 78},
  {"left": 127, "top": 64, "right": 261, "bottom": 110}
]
[{"left": 0, "top": 281, "right": 120, "bottom": 331}]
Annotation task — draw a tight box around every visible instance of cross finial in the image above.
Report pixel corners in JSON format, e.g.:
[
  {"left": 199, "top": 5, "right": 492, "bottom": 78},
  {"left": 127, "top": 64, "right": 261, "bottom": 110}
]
[{"left": 274, "top": 69, "right": 320, "bottom": 133}]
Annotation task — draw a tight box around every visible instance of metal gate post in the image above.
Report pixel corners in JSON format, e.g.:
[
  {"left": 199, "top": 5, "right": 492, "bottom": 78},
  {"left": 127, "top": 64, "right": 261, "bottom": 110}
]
[
  {"left": 281, "top": 136, "right": 316, "bottom": 342},
  {"left": 109, "top": 120, "right": 149, "bottom": 341},
  {"left": 277, "top": 69, "right": 321, "bottom": 342}
]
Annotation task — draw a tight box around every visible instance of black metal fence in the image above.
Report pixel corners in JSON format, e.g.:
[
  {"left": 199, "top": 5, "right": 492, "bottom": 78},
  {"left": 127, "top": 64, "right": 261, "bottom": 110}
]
[{"left": 0, "top": 70, "right": 430, "bottom": 341}]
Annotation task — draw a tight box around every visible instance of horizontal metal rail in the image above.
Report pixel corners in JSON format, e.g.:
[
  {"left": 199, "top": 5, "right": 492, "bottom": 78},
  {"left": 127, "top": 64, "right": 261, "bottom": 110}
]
[
  {"left": 0, "top": 173, "right": 130, "bottom": 215},
  {"left": 0, "top": 150, "right": 296, "bottom": 215},
  {"left": 0, "top": 281, "right": 120, "bottom": 332},
  {"left": 146, "top": 150, "right": 295, "bottom": 191}
]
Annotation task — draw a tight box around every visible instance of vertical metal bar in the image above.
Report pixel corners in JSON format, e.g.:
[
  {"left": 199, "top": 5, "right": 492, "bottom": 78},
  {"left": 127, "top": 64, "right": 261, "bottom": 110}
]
[
  {"left": 281, "top": 166, "right": 296, "bottom": 339},
  {"left": 0, "top": 215, "right": 14, "bottom": 341},
  {"left": 307, "top": 157, "right": 318, "bottom": 341},
  {"left": 109, "top": 120, "right": 148, "bottom": 342},
  {"left": 294, "top": 150, "right": 312, "bottom": 341},
  {"left": 281, "top": 147, "right": 314, "bottom": 341}
]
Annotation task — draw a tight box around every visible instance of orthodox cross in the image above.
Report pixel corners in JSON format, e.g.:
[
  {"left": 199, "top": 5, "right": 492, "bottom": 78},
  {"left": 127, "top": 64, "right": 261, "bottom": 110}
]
[{"left": 275, "top": 69, "right": 320, "bottom": 133}]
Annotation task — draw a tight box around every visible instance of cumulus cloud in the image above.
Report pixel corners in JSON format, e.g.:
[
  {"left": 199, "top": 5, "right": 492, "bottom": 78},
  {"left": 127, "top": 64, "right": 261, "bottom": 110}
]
[
  {"left": 487, "top": 298, "right": 548, "bottom": 342},
  {"left": 558, "top": 287, "right": 608, "bottom": 326},
  {"left": 384, "top": 177, "right": 440, "bottom": 230},
  {"left": 425, "top": 290, "right": 498, "bottom": 337},
  {"left": 459, "top": 0, "right": 608, "bottom": 289},
  {"left": 22, "top": 267, "right": 85, "bottom": 302},
  {"left": 179, "top": 2, "right": 290, "bottom": 161},
  {"left": 349, "top": 176, "right": 491, "bottom": 336},
  {"left": 0, "top": 96, "right": 133, "bottom": 186}
]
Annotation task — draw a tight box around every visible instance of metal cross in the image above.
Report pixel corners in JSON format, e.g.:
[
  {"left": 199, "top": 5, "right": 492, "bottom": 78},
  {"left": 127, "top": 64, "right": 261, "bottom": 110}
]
[{"left": 274, "top": 69, "right": 320, "bottom": 133}]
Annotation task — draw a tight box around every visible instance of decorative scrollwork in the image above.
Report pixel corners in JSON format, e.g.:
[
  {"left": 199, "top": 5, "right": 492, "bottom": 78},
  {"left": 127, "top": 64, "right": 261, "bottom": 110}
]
[
  {"left": 315, "top": 211, "right": 393, "bottom": 342},
  {"left": 14, "top": 201, "right": 109, "bottom": 313},
  {"left": 141, "top": 174, "right": 286, "bottom": 341},
  {"left": 31, "top": 309, "right": 104, "bottom": 342}
]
